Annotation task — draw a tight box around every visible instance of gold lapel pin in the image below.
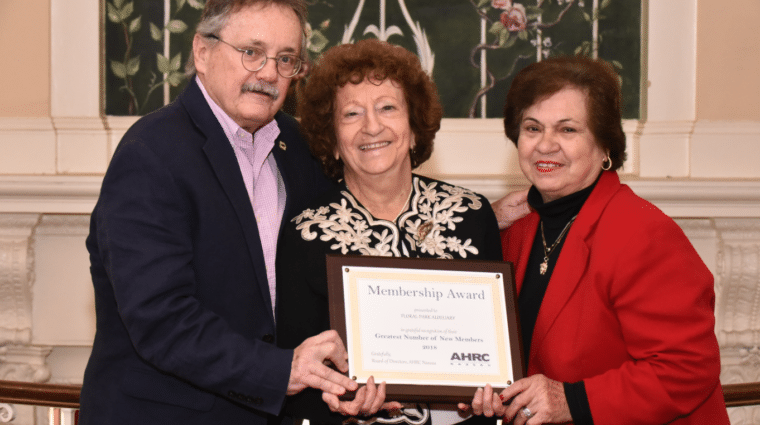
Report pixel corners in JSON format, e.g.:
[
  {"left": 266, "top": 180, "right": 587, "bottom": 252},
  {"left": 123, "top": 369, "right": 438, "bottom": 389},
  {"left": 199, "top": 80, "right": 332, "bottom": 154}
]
[{"left": 279, "top": 141, "right": 287, "bottom": 151}]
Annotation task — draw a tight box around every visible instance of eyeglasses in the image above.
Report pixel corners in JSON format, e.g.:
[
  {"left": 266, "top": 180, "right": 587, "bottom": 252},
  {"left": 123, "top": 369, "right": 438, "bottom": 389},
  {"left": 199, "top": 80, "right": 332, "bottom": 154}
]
[{"left": 206, "top": 34, "right": 303, "bottom": 78}]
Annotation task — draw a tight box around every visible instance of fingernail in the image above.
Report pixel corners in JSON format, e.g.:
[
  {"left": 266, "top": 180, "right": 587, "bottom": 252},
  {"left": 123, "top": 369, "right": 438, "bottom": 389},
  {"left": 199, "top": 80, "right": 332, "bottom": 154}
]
[{"left": 499, "top": 394, "right": 504, "bottom": 400}]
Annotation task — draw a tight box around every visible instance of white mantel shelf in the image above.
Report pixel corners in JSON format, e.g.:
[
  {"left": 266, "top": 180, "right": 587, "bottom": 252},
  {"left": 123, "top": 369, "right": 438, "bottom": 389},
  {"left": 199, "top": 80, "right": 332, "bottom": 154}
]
[
  {"left": 0, "top": 175, "right": 103, "bottom": 214},
  {"left": 1, "top": 174, "right": 759, "bottom": 218}
]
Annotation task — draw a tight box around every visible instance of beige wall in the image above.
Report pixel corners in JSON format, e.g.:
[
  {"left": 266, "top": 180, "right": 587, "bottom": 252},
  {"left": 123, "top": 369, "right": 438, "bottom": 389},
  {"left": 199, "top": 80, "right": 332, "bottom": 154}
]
[
  {"left": 0, "top": 0, "right": 50, "bottom": 117},
  {"left": 696, "top": 0, "right": 760, "bottom": 120}
]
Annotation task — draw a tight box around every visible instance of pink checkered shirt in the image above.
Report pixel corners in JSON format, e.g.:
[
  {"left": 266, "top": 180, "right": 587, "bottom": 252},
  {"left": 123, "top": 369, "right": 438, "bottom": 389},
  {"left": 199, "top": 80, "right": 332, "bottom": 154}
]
[{"left": 197, "top": 77, "right": 285, "bottom": 317}]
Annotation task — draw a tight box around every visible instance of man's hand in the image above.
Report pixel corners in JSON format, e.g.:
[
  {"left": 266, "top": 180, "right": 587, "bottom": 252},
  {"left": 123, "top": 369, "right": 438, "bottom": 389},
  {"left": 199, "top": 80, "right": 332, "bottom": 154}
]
[
  {"left": 287, "top": 330, "right": 359, "bottom": 396},
  {"left": 322, "top": 376, "right": 403, "bottom": 417},
  {"left": 492, "top": 189, "right": 530, "bottom": 230}
]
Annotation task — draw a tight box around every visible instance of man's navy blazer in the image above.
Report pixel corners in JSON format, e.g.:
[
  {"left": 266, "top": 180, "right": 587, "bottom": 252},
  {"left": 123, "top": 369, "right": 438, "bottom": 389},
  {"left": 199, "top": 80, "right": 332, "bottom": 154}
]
[{"left": 80, "top": 78, "right": 332, "bottom": 424}]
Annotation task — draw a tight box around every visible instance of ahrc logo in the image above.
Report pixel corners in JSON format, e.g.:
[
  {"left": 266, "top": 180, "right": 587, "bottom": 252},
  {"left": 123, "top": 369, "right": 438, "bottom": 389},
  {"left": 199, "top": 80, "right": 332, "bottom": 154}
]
[{"left": 450, "top": 352, "right": 490, "bottom": 362}]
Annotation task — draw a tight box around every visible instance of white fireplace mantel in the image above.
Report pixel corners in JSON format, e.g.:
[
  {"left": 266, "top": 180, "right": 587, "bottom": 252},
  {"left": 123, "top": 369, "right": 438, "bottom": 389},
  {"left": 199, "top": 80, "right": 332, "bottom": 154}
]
[{"left": 1, "top": 174, "right": 759, "bottom": 218}]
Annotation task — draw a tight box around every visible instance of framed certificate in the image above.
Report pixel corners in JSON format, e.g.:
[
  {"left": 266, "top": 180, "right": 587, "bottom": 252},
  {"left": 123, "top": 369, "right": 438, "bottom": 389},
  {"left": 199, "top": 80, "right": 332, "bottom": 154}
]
[{"left": 326, "top": 254, "right": 524, "bottom": 403}]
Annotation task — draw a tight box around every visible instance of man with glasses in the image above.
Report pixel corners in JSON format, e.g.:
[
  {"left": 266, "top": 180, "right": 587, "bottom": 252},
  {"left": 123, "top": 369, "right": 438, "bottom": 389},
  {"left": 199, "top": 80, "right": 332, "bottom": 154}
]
[{"left": 79, "top": 1, "right": 387, "bottom": 423}]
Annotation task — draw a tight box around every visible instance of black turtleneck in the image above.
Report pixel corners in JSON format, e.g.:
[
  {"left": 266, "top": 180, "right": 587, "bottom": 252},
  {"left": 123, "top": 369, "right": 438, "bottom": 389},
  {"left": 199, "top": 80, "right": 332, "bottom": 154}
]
[{"left": 519, "top": 174, "right": 600, "bottom": 425}]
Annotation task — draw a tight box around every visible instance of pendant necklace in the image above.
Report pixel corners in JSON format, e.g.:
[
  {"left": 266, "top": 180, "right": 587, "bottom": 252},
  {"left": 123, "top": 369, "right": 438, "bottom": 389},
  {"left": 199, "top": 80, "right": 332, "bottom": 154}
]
[{"left": 539, "top": 215, "right": 578, "bottom": 275}]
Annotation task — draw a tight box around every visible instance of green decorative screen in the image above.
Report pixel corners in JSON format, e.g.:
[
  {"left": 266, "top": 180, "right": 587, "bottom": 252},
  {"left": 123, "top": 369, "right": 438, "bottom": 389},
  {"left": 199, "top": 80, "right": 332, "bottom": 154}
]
[{"left": 105, "top": 0, "right": 641, "bottom": 118}]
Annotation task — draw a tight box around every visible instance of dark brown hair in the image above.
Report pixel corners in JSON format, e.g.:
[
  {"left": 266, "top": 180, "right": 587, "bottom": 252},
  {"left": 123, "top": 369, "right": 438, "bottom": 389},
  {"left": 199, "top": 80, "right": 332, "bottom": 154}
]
[
  {"left": 503, "top": 55, "right": 627, "bottom": 170},
  {"left": 297, "top": 38, "right": 442, "bottom": 181}
]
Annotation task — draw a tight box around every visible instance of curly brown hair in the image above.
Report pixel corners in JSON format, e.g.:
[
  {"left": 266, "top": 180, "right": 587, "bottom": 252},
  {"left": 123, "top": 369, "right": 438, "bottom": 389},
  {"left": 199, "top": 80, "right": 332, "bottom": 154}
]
[
  {"left": 503, "top": 55, "right": 627, "bottom": 170},
  {"left": 297, "top": 38, "right": 443, "bottom": 181}
]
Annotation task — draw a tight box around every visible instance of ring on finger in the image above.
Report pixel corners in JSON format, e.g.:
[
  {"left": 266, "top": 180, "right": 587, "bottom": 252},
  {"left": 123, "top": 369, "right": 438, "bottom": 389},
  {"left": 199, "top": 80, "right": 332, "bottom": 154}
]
[{"left": 521, "top": 407, "right": 533, "bottom": 419}]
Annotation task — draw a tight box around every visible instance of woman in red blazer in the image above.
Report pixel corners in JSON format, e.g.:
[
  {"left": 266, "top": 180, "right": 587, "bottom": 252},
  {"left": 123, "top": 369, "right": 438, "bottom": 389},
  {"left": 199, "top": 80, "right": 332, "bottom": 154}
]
[{"left": 464, "top": 56, "right": 729, "bottom": 424}]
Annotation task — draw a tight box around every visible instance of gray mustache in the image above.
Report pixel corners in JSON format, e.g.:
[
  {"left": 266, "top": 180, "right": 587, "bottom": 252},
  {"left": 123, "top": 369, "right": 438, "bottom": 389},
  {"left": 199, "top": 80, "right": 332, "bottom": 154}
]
[{"left": 241, "top": 81, "right": 280, "bottom": 100}]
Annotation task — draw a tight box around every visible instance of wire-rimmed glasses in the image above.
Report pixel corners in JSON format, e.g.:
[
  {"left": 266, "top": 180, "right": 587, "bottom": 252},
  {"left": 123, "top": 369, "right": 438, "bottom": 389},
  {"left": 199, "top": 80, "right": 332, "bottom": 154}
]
[{"left": 206, "top": 34, "right": 303, "bottom": 78}]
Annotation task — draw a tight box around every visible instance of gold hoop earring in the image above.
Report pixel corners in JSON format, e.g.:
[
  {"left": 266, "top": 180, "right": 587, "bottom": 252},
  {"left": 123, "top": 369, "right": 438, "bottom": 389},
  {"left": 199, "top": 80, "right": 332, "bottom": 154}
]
[{"left": 602, "top": 155, "right": 612, "bottom": 171}]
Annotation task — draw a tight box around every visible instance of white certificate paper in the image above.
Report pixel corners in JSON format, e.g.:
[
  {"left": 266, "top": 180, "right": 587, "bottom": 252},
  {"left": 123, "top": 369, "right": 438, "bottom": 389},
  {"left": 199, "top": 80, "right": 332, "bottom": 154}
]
[{"left": 338, "top": 264, "right": 518, "bottom": 390}]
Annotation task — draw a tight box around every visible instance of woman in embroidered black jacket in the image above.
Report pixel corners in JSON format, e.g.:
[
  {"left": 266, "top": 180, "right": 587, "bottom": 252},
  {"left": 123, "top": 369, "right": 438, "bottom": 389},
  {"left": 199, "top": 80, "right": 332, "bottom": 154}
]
[{"left": 276, "top": 39, "right": 504, "bottom": 425}]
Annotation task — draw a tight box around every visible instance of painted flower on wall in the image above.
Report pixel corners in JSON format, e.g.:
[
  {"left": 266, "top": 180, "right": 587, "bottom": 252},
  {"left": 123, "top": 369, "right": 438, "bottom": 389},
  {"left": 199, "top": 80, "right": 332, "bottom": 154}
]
[
  {"left": 104, "top": 0, "right": 638, "bottom": 118},
  {"left": 491, "top": 0, "right": 512, "bottom": 10},
  {"left": 500, "top": 4, "right": 528, "bottom": 32},
  {"left": 105, "top": 0, "right": 204, "bottom": 115},
  {"left": 305, "top": 19, "right": 331, "bottom": 57}
]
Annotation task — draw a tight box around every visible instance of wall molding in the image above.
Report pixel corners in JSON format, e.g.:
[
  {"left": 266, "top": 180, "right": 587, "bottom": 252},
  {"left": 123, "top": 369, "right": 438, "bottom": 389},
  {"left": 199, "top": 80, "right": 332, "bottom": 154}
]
[
  {"left": 3, "top": 118, "right": 759, "bottom": 178},
  {"left": 0, "top": 118, "right": 55, "bottom": 132},
  {"left": 35, "top": 215, "right": 91, "bottom": 237},
  {"left": 623, "top": 179, "right": 760, "bottom": 218},
  {"left": 0, "top": 215, "right": 40, "bottom": 346},
  {"left": 1, "top": 173, "right": 759, "bottom": 218},
  {"left": 691, "top": 121, "right": 760, "bottom": 179},
  {"left": 715, "top": 219, "right": 760, "bottom": 348},
  {"left": 0, "top": 118, "right": 57, "bottom": 175},
  {"left": 0, "top": 345, "right": 52, "bottom": 383},
  {"left": 713, "top": 218, "right": 760, "bottom": 423},
  {"left": 0, "top": 176, "right": 102, "bottom": 214}
]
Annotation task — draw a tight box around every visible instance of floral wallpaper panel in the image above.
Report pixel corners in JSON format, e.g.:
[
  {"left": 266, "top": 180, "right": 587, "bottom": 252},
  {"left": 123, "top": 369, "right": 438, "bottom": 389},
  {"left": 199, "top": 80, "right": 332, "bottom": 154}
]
[{"left": 105, "top": 0, "right": 641, "bottom": 118}]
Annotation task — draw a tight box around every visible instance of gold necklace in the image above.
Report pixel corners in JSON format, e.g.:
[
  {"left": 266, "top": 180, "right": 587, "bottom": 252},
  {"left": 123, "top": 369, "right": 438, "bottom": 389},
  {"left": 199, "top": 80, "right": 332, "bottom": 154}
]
[{"left": 539, "top": 215, "right": 577, "bottom": 275}]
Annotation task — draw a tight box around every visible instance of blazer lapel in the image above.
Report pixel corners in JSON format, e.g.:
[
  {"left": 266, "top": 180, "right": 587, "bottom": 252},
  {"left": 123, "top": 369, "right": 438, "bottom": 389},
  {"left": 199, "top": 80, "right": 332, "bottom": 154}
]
[
  {"left": 529, "top": 171, "right": 621, "bottom": 364},
  {"left": 181, "top": 80, "right": 275, "bottom": 318},
  {"left": 529, "top": 233, "right": 590, "bottom": 365},
  {"left": 514, "top": 214, "right": 540, "bottom": 295}
]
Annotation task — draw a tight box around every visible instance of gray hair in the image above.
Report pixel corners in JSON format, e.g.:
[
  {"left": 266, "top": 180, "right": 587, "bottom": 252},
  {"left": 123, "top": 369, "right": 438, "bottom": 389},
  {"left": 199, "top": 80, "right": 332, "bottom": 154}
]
[{"left": 185, "top": 0, "right": 308, "bottom": 78}]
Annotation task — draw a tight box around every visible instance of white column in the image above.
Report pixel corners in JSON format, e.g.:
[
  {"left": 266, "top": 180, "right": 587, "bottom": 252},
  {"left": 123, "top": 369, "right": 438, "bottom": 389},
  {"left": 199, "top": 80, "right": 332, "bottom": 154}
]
[
  {"left": 638, "top": 0, "right": 698, "bottom": 178},
  {"left": 50, "top": 0, "right": 110, "bottom": 174}
]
